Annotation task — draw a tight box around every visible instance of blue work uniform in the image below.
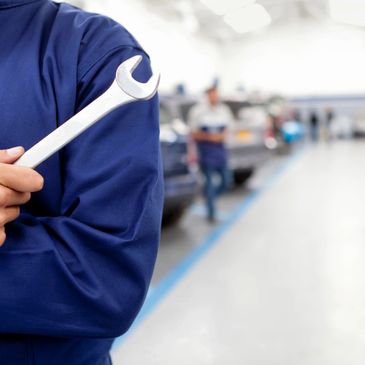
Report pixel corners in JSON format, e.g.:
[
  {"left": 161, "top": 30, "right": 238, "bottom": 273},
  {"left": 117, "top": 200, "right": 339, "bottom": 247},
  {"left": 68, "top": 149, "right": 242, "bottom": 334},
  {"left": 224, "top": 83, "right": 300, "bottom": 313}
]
[
  {"left": 0, "top": 1, "right": 163, "bottom": 364},
  {"left": 188, "top": 101, "right": 232, "bottom": 220},
  {"left": 188, "top": 101, "right": 233, "bottom": 169}
]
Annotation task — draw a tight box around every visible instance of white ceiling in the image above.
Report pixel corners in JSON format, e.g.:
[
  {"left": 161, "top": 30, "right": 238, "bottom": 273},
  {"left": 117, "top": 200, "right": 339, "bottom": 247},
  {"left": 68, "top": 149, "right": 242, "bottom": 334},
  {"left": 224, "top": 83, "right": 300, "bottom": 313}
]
[
  {"left": 69, "top": 0, "right": 331, "bottom": 42},
  {"left": 143, "top": 0, "right": 329, "bottom": 42}
]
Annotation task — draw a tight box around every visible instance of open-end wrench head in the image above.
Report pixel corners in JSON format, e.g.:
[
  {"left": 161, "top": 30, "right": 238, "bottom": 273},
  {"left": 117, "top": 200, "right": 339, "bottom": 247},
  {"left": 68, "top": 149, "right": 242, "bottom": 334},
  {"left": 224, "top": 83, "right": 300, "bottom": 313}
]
[{"left": 116, "top": 55, "right": 160, "bottom": 100}]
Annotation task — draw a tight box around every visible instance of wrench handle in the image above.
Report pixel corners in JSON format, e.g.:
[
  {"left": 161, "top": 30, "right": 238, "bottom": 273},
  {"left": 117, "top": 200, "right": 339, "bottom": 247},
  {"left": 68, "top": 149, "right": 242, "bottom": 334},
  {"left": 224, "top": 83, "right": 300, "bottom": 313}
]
[{"left": 14, "top": 82, "right": 134, "bottom": 168}]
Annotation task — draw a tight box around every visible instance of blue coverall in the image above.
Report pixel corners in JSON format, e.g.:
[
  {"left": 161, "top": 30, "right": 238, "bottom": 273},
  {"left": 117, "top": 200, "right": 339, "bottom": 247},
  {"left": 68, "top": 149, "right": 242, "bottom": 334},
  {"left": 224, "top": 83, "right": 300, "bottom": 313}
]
[{"left": 0, "top": 0, "right": 163, "bottom": 364}]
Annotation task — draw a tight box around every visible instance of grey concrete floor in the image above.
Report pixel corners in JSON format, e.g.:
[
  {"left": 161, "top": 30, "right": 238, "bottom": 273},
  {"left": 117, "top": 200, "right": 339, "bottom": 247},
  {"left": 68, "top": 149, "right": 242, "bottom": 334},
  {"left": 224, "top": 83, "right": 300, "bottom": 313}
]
[
  {"left": 113, "top": 141, "right": 365, "bottom": 365},
  {"left": 153, "top": 151, "right": 290, "bottom": 284}
]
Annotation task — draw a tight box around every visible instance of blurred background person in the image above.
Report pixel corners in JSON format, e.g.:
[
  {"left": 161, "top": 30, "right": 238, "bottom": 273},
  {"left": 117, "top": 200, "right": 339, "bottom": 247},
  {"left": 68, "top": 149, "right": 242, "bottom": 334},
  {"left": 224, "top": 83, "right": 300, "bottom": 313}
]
[
  {"left": 309, "top": 110, "right": 320, "bottom": 142},
  {"left": 325, "top": 107, "right": 335, "bottom": 142},
  {"left": 188, "top": 86, "right": 234, "bottom": 223}
]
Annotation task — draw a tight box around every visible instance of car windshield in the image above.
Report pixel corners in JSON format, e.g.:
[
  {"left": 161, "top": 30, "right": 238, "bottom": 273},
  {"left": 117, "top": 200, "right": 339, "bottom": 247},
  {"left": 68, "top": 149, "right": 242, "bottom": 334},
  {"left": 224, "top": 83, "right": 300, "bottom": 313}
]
[
  {"left": 222, "top": 101, "right": 251, "bottom": 119},
  {"left": 179, "top": 102, "right": 197, "bottom": 123},
  {"left": 238, "top": 106, "right": 267, "bottom": 125}
]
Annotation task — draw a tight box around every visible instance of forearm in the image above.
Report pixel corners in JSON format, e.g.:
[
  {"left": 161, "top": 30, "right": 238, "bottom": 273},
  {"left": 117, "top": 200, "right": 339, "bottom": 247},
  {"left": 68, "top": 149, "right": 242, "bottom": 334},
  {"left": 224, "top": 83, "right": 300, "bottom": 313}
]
[
  {"left": 0, "top": 47, "right": 164, "bottom": 338},
  {"left": 192, "top": 131, "right": 226, "bottom": 143},
  {"left": 0, "top": 206, "right": 160, "bottom": 338}
]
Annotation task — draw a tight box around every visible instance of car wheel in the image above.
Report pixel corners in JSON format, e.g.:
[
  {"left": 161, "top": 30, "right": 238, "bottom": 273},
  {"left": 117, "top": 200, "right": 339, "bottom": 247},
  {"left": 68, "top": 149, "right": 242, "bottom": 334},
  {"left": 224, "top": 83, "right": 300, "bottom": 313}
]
[{"left": 233, "top": 169, "right": 254, "bottom": 186}]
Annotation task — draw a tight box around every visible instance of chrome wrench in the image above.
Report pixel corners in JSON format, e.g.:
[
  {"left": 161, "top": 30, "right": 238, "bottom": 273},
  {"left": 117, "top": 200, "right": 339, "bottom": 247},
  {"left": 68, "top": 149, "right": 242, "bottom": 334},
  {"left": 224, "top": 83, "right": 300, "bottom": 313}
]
[{"left": 14, "top": 55, "right": 160, "bottom": 168}]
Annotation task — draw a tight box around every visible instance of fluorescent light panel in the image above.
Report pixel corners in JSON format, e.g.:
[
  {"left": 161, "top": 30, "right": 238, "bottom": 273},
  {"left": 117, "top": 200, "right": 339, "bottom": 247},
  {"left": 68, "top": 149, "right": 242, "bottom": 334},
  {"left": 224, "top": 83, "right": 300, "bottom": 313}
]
[
  {"left": 224, "top": 4, "right": 271, "bottom": 33},
  {"left": 200, "top": 0, "right": 256, "bottom": 16},
  {"left": 329, "top": 0, "right": 365, "bottom": 27}
]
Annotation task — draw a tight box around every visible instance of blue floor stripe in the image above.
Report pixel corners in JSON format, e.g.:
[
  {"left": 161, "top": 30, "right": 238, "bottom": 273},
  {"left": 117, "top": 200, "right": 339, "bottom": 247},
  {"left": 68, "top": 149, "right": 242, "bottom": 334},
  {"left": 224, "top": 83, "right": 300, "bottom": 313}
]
[{"left": 112, "top": 146, "right": 308, "bottom": 350}]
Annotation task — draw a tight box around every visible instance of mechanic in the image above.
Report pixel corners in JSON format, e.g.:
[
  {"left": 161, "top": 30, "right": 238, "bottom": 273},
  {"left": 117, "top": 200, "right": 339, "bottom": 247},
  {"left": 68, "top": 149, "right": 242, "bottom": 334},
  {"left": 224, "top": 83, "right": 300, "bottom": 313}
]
[
  {"left": 189, "top": 86, "right": 233, "bottom": 222},
  {"left": 0, "top": 1, "right": 163, "bottom": 364}
]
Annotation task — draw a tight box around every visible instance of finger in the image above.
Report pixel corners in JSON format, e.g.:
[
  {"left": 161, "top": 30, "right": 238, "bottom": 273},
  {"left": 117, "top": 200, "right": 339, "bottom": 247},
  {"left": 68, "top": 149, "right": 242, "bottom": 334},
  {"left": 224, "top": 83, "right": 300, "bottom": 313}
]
[
  {"left": 0, "top": 187, "right": 31, "bottom": 207},
  {"left": 0, "top": 227, "right": 5, "bottom": 247},
  {"left": 0, "top": 147, "right": 25, "bottom": 164},
  {"left": 0, "top": 206, "right": 20, "bottom": 226},
  {"left": 0, "top": 164, "right": 44, "bottom": 193}
]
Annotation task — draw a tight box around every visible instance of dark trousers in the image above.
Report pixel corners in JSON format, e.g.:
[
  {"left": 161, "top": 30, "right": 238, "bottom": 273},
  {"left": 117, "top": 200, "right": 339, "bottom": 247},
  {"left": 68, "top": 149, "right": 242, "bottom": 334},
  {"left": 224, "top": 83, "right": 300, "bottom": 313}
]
[
  {"left": 201, "top": 165, "right": 230, "bottom": 220},
  {"left": 310, "top": 123, "right": 319, "bottom": 142}
]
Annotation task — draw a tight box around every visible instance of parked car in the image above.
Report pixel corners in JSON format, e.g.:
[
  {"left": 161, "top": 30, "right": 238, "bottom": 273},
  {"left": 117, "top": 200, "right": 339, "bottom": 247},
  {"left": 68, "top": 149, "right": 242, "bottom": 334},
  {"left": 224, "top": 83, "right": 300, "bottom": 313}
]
[
  {"left": 160, "top": 98, "right": 200, "bottom": 225},
  {"left": 353, "top": 111, "right": 365, "bottom": 137},
  {"left": 173, "top": 95, "right": 276, "bottom": 185},
  {"left": 223, "top": 98, "right": 276, "bottom": 185}
]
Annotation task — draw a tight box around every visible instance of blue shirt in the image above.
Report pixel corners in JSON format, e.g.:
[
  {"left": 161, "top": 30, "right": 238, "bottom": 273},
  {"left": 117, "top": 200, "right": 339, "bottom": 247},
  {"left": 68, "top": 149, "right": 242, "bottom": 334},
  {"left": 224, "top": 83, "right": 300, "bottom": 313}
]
[{"left": 0, "top": 1, "right": 163, "bottom": 364}]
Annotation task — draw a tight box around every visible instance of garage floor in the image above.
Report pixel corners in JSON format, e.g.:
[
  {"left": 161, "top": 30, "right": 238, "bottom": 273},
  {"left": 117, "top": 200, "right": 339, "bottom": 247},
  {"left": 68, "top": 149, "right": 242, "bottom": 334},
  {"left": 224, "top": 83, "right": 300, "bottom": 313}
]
[{"left": 112, "top": 141, "right": 365, "bottom": 365}]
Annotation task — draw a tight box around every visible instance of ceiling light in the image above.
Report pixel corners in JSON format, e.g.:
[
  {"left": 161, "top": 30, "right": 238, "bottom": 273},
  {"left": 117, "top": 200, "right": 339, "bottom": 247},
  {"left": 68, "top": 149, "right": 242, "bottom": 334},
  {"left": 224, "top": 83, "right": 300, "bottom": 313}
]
[
  {"left": 329, "top": 0, "right": 365, "bottom": 27},
  {"left": 177, "top": 1, "right": 200, "bottom": 33},
  {"left": 200, "top": 0, "right": 256, "bottom": 16},
  {"left": 224, "top": 4, "right": 271, "bottom": 34}
]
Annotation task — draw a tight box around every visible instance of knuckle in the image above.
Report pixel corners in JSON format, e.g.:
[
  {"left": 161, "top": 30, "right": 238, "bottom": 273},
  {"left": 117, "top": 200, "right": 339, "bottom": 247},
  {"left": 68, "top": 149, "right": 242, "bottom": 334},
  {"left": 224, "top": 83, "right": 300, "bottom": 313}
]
[
  {"left": 32, "top": 174, "right": 44, "bottom": 191},
  {"left": 37, "top": 176, "right": 45, "bottom": 190},
  {"left": 0, "top": 207, "right": 20, "bottom": 226},
  {"left": 0, "top": 231, "right": 5, "bottom": 246},
  {"left": 23, "top": 192, "right": 31, "bottom": 203},
  {"left": 13, "top": 206, "right": 20, "bottom": 219},
  {"left": 21, "top": 170, "right": 44, "bottom": 192},
  {"left": 0, "top": 212, "right": 6, "bottom": 226},
  {"left": 0, "top": 189, "right": 7, "bottom": 206},
  {"left": 0, "top": 151, "right": 8, "bottom": 165}
]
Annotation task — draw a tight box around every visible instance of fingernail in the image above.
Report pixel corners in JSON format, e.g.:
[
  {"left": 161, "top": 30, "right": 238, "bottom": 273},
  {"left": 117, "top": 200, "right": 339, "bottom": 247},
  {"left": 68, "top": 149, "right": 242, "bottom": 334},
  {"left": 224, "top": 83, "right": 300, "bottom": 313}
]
[{"left": 7, "top": 146, "right": 23, "bottom": 156}]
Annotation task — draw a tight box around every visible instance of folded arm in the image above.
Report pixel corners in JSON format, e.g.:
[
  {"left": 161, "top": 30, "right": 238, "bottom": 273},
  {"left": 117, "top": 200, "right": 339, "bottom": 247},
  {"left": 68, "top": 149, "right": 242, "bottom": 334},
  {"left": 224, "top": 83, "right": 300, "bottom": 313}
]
[
  {"left": 0, "top": 47, "right": 163, "bottom": 338},
  {"left": 192, "top": 130, "right": 227, "bottom": 143}
]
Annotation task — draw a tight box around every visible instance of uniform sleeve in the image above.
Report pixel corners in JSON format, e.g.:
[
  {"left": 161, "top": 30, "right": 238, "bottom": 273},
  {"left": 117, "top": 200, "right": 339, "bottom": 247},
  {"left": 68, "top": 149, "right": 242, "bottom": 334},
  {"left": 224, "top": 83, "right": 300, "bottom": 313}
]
[{"left": 0, "top": 46, "right": 164, "bottom": 338}]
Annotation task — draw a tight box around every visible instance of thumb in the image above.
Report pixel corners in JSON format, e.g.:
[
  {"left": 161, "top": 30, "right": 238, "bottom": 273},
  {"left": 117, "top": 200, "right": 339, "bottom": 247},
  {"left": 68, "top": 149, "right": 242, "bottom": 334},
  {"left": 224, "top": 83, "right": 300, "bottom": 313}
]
[{"left": 0, "top": 146, "right": 25, "bottom": 164}]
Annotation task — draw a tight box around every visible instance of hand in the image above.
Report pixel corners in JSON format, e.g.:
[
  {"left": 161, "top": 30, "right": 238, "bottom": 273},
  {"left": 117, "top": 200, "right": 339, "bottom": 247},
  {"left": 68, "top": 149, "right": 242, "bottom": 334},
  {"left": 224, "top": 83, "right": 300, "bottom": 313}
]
[
  {"left": 0, "top": 147, "right": 44, "bottom": 246},
  {"left": 209, "top": 133, "right": 226, "bottom": 143},
  {"left": 192, "top": 131, "right": 226, "bottom": 143}
]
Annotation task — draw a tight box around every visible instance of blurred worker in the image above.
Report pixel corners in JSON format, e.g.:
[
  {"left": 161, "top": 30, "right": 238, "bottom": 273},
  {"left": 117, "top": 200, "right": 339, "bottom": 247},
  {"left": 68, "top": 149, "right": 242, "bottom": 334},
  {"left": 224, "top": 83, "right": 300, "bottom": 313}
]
[
  {"left": 325, "top": 107, "right": 335, "bottom": 142},
  {"left": 268, "top": 102, "right": 284, "bottom": 141},
  {"left": 309, "top": 110, "right": 320, "bottom": 142},
  {"left": 189, "top": 86, "right": 233, "bottom": 222},
  {"left": 0, "top": 1, "right": 163, "bottom": 364},
  {"left": 293, "top": 109, "right": 302, "bottom": 123}
]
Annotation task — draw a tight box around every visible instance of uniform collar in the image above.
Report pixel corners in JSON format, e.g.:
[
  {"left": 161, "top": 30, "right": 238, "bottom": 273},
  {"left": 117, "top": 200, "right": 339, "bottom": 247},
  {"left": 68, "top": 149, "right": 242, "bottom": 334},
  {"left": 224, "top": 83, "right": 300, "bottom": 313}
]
[{"left": 0, "top": 0, "right": 45, "bottom": 9}]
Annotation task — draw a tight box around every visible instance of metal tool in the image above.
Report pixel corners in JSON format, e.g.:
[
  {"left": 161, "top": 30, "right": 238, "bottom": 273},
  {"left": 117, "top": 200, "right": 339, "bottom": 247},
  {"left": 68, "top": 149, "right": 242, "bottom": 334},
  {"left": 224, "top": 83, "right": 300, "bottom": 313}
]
[{"left": 14, "top": 55, "right": 160, "bottom": 168}]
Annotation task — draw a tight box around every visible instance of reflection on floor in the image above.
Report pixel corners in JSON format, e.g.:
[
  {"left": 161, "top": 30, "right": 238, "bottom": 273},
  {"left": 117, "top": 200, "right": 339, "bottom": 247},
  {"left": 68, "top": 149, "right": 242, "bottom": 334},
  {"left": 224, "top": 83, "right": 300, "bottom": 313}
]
[{"left": 113, "top": 141, "right": 365, "bottom": 365}]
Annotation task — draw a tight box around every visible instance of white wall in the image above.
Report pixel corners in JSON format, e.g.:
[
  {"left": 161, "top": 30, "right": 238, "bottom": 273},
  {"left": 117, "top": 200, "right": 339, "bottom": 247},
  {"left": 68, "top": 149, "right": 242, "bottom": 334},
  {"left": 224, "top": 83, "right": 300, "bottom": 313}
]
[
  {"left": 220, "top": 19, "right": 365, "bottom": 96},
  {"left": 83, "top": 0, "right": 219, "bottom": 94}
]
